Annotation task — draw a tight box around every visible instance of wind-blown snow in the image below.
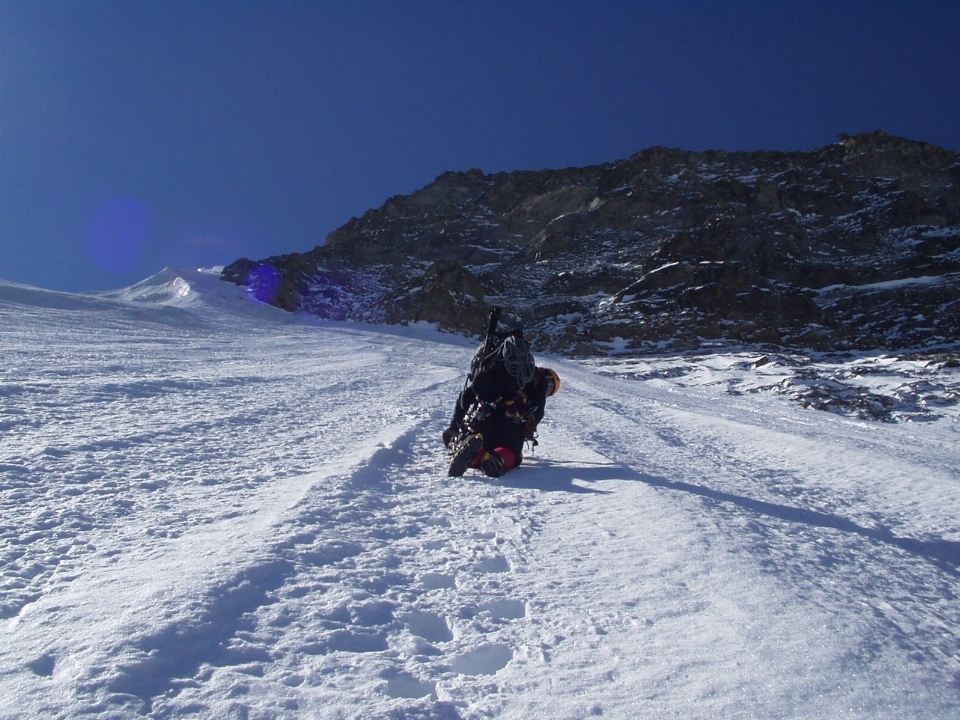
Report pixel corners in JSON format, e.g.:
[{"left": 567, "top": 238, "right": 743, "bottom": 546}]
[{"left": 1, "top": 270, "right": 959, "bottom": 719}]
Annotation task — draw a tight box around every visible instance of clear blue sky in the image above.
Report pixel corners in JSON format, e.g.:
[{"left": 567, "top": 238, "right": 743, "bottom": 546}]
[{"left": 2, "top": 1, "right": 958, "bottom": 292}]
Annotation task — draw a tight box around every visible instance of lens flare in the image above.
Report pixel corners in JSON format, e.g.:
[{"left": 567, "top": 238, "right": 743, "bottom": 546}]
[
  {"left": 85, "top": 197, "right": 153, "bottom": 274},
  {"left": 245, "top": 264, "right": 282, "bottom": 304}
]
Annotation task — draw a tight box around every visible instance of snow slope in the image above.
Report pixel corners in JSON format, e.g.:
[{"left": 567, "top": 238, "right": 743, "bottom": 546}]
[{"left": 1, "top": 270, "right": 959, "bottom": 719}]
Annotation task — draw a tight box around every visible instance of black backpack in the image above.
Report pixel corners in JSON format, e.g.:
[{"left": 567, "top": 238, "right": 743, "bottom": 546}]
[{"left": 467, "top": 309, "right": 535, "bottom": 404}]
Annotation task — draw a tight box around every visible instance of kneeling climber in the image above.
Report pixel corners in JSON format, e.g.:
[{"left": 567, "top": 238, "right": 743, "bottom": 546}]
[{"left": 442, "top": 308, "right": 561, "bottom": 477}]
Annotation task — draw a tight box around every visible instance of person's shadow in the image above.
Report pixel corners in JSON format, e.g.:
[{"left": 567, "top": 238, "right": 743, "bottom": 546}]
[
  {"left": 637, "top": 473, "right": 960, "bottom": 573},
  {"left": 474, "top": 457, "right": 628, "bottom": 494},
  {"left": 475, "top": 459, "right": 960, "bottom": 573}
]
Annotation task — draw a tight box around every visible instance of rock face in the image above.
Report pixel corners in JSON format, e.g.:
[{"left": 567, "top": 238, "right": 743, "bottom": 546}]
[{"left": 223, "top": 131, "right": 960, "bottom": 355}]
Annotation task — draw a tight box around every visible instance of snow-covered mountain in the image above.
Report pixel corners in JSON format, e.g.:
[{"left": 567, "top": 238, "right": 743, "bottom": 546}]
[
  {"left": 222, "top": 131, "right": 960, "bottom": 356},
  {"left": 2, "top": 270, "right": 959, "bottom": 719}
]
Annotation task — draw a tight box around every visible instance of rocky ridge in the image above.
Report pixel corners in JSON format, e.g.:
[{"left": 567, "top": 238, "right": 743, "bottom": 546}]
[{"left": 222, "top": 131, "right": 960, "bottom": 356}]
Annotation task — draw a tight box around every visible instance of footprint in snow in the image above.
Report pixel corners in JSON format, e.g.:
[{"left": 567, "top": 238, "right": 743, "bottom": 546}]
[
  {"left": 383, "top": 671, "right": 436, "bottom": 699},
  {"left": 480, "top": 598, "right": 526, "bottom": 620},
  {"left": 26, "top": 653, "right": 55, "bottom": 677},
  {"left": 420, "top": 572, "right": 456, "bottom": 590},
  {"left": 473, "top": 555, "right": 510, "bottom": 573},
  {"left": 451, "top": 643, "right": 513, "bottom": 676},
  {"left": 405, "top": 610, "right": 453, "bottom": 643},
  {"left": 322, "top": 629, "right": 389, "bottom": 654}
]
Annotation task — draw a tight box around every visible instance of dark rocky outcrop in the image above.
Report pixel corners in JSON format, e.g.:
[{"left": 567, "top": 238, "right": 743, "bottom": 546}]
[{"left": 223, "top": 131, "right": 960, "bottom": 355}]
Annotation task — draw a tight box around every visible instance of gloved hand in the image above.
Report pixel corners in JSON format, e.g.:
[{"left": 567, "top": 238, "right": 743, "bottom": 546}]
[{"left": 442, "top": 425, "right": 457, "bottom": 448}]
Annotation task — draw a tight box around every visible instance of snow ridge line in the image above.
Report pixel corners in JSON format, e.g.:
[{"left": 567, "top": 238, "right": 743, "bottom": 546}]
[
  {"left": 76, "top": 408, "right": 546, "bottom": 718},
  {"left": 561, "top": 368, "right": 960, "bottom": 706},
  {"left": 111, "top": 417, "right": 433, "bottom": 712},
  {"left": 570, "top": 371, "right": 960, "bottom": 572},
  {"left": 0, "top": 417, "right": 427, "bottom": 717},
  {"left": 131, "top": 407, "right": 549, "bottom": 719}
]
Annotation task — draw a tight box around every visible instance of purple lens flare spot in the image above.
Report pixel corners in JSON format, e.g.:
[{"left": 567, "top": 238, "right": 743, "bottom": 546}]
[{"left": 245, "top": 264, "right": 282, "bottom": 304}]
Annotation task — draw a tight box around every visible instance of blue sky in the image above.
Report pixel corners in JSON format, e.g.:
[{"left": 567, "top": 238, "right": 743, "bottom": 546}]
[{"left": 2, "top": 1, "right": 959, "bottom": 292}]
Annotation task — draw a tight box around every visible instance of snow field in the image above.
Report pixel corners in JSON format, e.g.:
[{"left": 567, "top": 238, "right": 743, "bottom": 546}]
[{"left": 1, "top": 270, "right": 959, "bottom": 719}]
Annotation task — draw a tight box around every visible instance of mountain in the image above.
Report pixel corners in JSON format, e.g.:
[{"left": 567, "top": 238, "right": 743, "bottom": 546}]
[{"left": 222, "top": 131, "right": 960, "bottom": 355}]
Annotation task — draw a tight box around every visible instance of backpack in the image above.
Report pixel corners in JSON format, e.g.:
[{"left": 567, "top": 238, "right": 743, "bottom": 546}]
[{"left": 468, "top": 331, "right": 535, "bottom": 404}]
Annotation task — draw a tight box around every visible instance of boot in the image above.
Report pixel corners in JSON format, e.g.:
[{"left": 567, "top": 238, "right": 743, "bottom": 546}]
[
  {"left": 480, "top": 451, "right": 505, "bottom": 478},
  {"left": 448, "top": 434, "right": 484, "bottom": 477}
]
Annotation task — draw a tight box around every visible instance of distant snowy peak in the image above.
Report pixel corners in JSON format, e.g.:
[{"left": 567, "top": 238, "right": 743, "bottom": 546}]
[
  {"left": 0, "top": 268, "right": 293, "bottom": 329},
  {"left": 101, "top": 268, "right": 199, "bottom": 306},
  {"left": 222, "top": 131, "right": 960, "bottom": 356},
  {"left": 0, "top": 269, "right": 204, "bottom": 309}
]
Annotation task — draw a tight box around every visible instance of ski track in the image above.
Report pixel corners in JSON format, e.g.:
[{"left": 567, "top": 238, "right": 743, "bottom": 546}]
[{"left": 2, "top": 272, "right": 960, "bottom": 719}]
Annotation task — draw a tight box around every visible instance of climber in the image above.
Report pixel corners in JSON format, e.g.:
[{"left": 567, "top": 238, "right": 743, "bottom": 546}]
[{"left": 442, "top": 309, "right": 561, "bottom": 477}]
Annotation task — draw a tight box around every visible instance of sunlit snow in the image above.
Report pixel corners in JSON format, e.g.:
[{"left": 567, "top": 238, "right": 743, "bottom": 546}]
[{"left": 1, "top": 270, "right": 959, "bottom": 719}]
